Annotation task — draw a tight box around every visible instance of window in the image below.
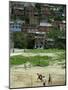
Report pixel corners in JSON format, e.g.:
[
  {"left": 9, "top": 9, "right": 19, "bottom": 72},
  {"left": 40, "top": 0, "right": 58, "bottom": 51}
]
[{"left": 15, "top": 24, "right": 18, "bottom": 28}]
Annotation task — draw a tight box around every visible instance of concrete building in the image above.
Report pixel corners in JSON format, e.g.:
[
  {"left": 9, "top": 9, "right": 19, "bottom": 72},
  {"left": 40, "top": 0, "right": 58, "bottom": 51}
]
[{"left": 9, "top": 2, "right": 66, "bottom": 49}]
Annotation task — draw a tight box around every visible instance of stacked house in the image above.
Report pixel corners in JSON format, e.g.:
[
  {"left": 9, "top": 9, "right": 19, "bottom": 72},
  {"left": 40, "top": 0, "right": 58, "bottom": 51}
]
[{"left": 10, "top": 2, "right": 66, "bottom": 49}]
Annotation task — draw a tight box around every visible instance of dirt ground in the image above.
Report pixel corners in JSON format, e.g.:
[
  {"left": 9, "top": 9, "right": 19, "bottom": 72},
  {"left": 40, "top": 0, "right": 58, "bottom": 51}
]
[
  {"left": 10, "top": 64, "right": 65, "bottom": 88},
  {"left": 10, "top": 52, "right": 57, "bottom": 57}
]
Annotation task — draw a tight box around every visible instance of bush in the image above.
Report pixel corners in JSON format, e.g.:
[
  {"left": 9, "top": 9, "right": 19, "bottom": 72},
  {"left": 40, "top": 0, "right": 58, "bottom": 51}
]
[
  {"left": 46, "top": 27, "right": 66, "bottom": 49},
  {"left": 13, "top": 32, "right": 27, "bottom": 49}
]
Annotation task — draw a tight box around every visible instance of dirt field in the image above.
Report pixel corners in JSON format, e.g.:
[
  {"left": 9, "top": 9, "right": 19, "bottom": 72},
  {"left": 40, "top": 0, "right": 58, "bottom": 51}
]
[
  {"left": 10, "top": 49, "right": 65, "bottom": 88},
  {"left": 10, "top": 64, "right": 65, "bottom": 88}
]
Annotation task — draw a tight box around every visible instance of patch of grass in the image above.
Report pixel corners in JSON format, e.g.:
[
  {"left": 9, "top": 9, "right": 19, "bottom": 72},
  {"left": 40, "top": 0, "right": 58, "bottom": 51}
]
[
  {"left": 10, "top": 55, "right": 50, "bottom": 66},
  {"left": 26, "top": 48, "right": 64, "bottom": 53},
  {"left": 29, "top": 56, "right": 50, "bottom": 66},
  {"left": 56, "top": 53, "right": 65, "bottom": 61},
  {"left": 10, "top": 55, "right": 28, "bottom": 65},
  {"left": 10, "top": 49, "right": 65, "bottom": 66}
]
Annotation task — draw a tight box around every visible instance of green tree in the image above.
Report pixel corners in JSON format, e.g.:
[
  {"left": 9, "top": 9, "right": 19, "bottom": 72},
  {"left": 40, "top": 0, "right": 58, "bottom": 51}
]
[
  {"left": 13, "top": 32, "right": 27, "bottom": 49},
  {"left": 46, "top": 27, "right": 65, "bottom": 49},
  {"left": 27, "top": 34, "right": 35, "bottom": 49}
]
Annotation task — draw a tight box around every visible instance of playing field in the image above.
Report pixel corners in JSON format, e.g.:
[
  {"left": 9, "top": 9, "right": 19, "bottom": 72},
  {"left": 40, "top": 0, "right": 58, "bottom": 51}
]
[{"left": 10, "top": 49, "right": 66, "bottom": 88}]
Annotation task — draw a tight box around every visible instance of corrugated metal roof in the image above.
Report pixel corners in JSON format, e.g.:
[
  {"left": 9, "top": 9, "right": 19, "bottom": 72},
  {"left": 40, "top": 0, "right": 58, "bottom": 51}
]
[
  {"left": 24, "top": 2, "right": 35, "bottom": 7},
  {"left": 40, "top": 22, "right": 52, "bottom": 27},
  {"left": 10, "top": 20, "right": 25, "bottom": 24}
]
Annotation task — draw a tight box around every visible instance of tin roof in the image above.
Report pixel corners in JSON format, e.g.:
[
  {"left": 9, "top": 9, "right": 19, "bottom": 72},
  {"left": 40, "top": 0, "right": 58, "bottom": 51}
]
[
  {"left": 40, "top": 22, "right": 52, "bottom": 27},
  {"left": 10, "top": 20, "right": 25, "bottom": 24}
]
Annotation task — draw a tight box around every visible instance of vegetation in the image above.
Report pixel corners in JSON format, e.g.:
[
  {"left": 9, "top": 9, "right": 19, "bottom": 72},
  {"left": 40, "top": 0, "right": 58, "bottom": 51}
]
[
  {"left": 56, "top": 52, "right": 65, "bottom": 61},
  {"left": 10, "top": 55, "right": 50, "bottom": 66},
  {"left": 26, "top": 48, "right": 64, "bottom": 53},
  {"left": 13, "top": 32, "right": 27, "bottom": 49},
  {"left": 13, "top": 32, "right": 35, "bottom": 49},
  {"left": 27, "top": 34, "right": 35, "bottom": 49},
  {"left": 46, "top": 27, "right": 66, "bottom": 49},
  {"left": 10, "top": 49, "right": 65, "bottom": 67},
  {"left": 49, "top": 5, "right": 66, "bottom": 22}
]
